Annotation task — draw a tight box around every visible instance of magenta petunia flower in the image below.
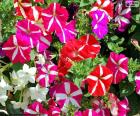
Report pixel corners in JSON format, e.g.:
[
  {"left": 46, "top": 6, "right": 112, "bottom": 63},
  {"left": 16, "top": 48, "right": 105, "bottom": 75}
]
[
  {"left": 2, "top": 34, "right": 31, "bottom": 64},
  {"left": 41, "top": 3, "right": 68, "bottom": 33},
  {"left": 118, "top": 97, "right": 130, "bottom": 116},
  {"left": 24, "top": 101, "right": 48, "bottom": 115},
  {"left": 16, "top": 19, "right": 42, "bottom": 48},
  {"left": 106, "top": 52, "right": 128, "bottom": 84},
  {"left": 82, "top": 109, "right": 98, "bottom": 116},
  {"left": 36, "top": 64, "right": 58, "bottom": 87},
  {"left": 55, "top": 81, "right": 82, "bottom": 112},
  {"left": 36, "top": 33, "right": 52, "bottom": 52},
  {"left": 56, "top": 20, "right": 77, "bottom": 43},
  {"left": 114, "top": 0, "right": 131, "bottom": 32},
  {"left": 92, "top": 98, "right": 110, "bottom": 116},
  {"left": 91, "top": 10, "right": 109, "bottom": 39},
  {"left": 135, "top": 71, "right": 140, "bottom": 95},
  {"left": 14, "top": 0, "right": 32, "bottom": 18}
]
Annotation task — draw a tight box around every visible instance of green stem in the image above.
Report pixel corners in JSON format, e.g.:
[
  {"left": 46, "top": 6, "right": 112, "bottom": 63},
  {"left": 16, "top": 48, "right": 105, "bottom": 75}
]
[{"left": 0, "top": 63, "right": 13, "bottom": 73}]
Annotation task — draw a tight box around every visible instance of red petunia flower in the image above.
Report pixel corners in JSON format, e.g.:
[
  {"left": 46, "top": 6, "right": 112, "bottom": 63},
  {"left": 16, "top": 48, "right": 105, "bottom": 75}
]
[
  {"left": 86, "top": 65, "right": 113, "bottom": 96},
  {"left": 2, "top": 34, "right": 31, "bottom": 64},
  {"left": 106, "top": 52, "right": 128, "bottom": 84},
  {"left": 14, "top": 0, "right": 32, "bottom": 18}
]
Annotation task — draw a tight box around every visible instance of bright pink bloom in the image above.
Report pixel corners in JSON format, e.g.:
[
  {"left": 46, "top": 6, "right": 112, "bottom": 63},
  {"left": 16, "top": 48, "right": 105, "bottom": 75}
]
[
  {"left": 41, "top": 3, "right": 68, "bottom": 33},
  {"left": 86, "top": 65, "right": 113, "bottom": 96},
  {"left": 106, "top": 52, "right": 128, "bottom": 84},
  {"left": 56, "top": 20, "right": 77, "bottom": 43},
  {"left": 14, "top": 0, "right": 32, "bottom": 18},
  {"left": 2, "top": 34, "right": 31, "bottom": 64},
  {"left": 92, "top": 98, "right": 110, "bottom": 116},
  {"left": 24, "top": 101, "right": 48, "bottom": 115},
  {"left": 55, "top": 81, "right": 82, "bottom": 112},
  {"left": 36, "top": 33, "right": 52, "bottom": 52},
  {"left": 114, "top": 0, "right": 131, "bottom": 32},
  {"left": 90, "top": 0, "right": 114, "bottom": 20},
  {"left": 118, "top": 97, "right": 130, "bottom": 116},
  {"left": 36, "top": 64, "right": 58, "bottom": 87},
  {"left": 83, "top": 109, "right": 98, "bottom": 116},
  {"left": 135, "top": 71, "right": 140, "bottom": 95},
  {"left": 16, "top": 19, "right": 42, "bottom": 48},
  {"left": 34, "top": 0, "right": 44, "bottom": 3}
]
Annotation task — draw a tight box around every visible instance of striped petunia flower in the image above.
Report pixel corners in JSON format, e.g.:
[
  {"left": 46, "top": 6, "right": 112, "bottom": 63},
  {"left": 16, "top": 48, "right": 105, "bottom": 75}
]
[
  {"left": 106, "top": 52, "right": 128, "bottom": 84},
  {"left": 36, "top": 64, "right": 58, "bottom": 87},
  {"left": 2, "top": 34, "right": 31, "bottom": 64},
  {"left": 135, "top": 71, "right": 140, "bottom": 95},
  {"left": 55, "top": 81, "right": 82, "bottom": 112},
  {"left": 92, "top": 98, "right": 110, "bottom": 116},
  {"left": 86, "top": 65, "right": 113, "bottom": 96},
  {"left": 114, "top": 0, "right": 131, "bottom": 32},
  {"left": 41, "top": 3, "right": 68, "bottom": 33},
  {"left": 14, "top": 0, "right": 32, "bottom": 18},
  {"left": 91, "top": 10, "right": 109, "bottom": 39},
  {"left": 90, "top": 0, "right": 114, "bottom": 20},
  {"left": 24, "top": 101, "right": 48, "bottom": 115},
  {"left": 16, "top": 19, "right": 42, "bottom": 48}
]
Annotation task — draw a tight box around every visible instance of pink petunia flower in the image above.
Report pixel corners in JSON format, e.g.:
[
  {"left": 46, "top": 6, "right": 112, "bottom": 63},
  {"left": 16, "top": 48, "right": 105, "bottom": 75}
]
[
  {"left": 114, "top": 0, "right": 131, "bottom": 32},
  {"left": 56, "top": 20, "right": 77, "bottom": 43},
  {"left": 41, "top": 3, "right": 68, "bottom": 33},
  {"left": 106, "top": 52, "right": 128, "bottom": 84},
  {"left": 86, "top": 65, "right": 113, "bottom": 96},
  {"left": 24, "top": 101, "right": 48, "bottom": 115},
  {"left": 92, "top": 98, "right": 110, "bottom": 116},
  {"left": 14, "top": 0, "right": 32, "bottom": 18},
  {"left": 55, "top": 81, "right": 82, "bottom": 112},
  {"left": 36, "top": 64, "right": 58, "bottom": 87},
  {"left": 16, "top": 19, "right": 42, "bottom": 48},
  {"left": 83, "top": 109, "right": 98, "bottom": 116},
  {"left": 2, "top": 34, "right": 31, "bottom": 64},
  {"left": 90, "top": 0, "right": 114, "bottom": 20},
  {"left": 135, "top": 71, "right": 140, "bottom": 95},
  {"left": 91, "top": 10, "right": 109, "bottom": 39}
]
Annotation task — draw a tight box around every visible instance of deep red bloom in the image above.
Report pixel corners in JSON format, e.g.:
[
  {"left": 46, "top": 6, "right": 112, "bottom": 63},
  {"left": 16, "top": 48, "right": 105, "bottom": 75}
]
[{"left": 86, "top": 65, "right": 113, "bottom": 96}]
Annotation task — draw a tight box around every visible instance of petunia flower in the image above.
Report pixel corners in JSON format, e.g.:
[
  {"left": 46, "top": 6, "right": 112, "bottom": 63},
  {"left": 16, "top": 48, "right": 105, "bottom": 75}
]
[
  {"left": 86, "top": 65, "right": 113, "bottom": 96},
  {"left": 135, "top": 71, "right": 140, "bottom": 95},
  {"left": 55, "top": 20, "right": 77, "bottom": 43},
  {"left": 16, "top": 19, "right": 42, "bottom": 48},
  {"left": 36, "top": 64, "right": 58, "bottom": 87},
  {"left": 29, "top": 84, "right": 49, "bottom": 102},
  {"left": 106, "top": 52, "right": 128, "bottom": 84},
  {"left": 90, "top": 0, "right": 114, "bottom": 20},
  {"left": 82, "top": 109, "right": 98, "bottom": 116},
  {"left": 91, "top": 10, "right": 109, "bottom": 39},
  {"left": 92, "top": 98, "right": 110, "bottom": 116},
  {"left": 14, "top": 0, "right": 32, "bottom": 18},
  {"left": 2, "top": 34, "right": 31, "bottom": 64},
  {"left": 24, "top": 101, "right": 48, "bottom": 115},
  {"left": 55, "top": 81, "right": 82, "bottom": 112},
  {"left": 114, "top": 0, "right": 131, "bottom": 32},
  {"left": 41, "top": 3, "right": 68, "bottom": 33}
]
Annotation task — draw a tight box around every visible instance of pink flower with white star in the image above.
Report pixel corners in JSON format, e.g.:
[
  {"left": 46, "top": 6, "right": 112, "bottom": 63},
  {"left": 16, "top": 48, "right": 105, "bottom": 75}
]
[
  {"left": 2, "top": 34, "right": 31, "bottom": 64},
  {"left": 106, "top": 52, "right": 128, "bottom": 84},
  {"left": 16, "top": 19, "right": 42, "bottom": 48},
  {"left": 36, "top": 64, "right": 58, "bottom": 87},
  {"left": 55, "top": 81, "right": 82, "bottom": 112},
  {"left": 135, "top": 71, "right": 140, "bottom": 95},
  {"left": 41, "top": 3, "right": 68, "bottom": 33},
  {"left": 24, "top": 101, "right": 48, "bottom": 115}
]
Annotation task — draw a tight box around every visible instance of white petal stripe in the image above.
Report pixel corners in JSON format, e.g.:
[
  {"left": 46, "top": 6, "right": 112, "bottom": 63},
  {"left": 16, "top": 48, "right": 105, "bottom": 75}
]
[
  {"left": 70, "top": 89, "right": 82, "bottom": 96},
  {"left": 99, "top": 80, "right": 106, "bottom": 95},
  {"left": 87, "top": 75, "right": 98, "bottom": 81},
  {"left": 55, "top": 93, "right": 67, "bottom": 101},
  {"left": 12, "top": 48, "right": 18, "bottom": 61},
  {"left": 64, "top": 82, "right": 70, "bottom": 94},
  {"left": 102, "top": 74, "right": 113, "bottom": 80},
  {"left": 119, "top": 67, "right": 128, "bottom": 75},
  {"left": 118, "top": 57, "right": 127, "bottom": 65}
]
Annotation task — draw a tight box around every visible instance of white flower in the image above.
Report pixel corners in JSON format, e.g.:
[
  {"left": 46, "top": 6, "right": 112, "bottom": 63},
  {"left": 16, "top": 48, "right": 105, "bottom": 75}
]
[
  {"left": 29, "top": 84, "right": 48, "bottom": 102},
  {"left": 0, "top": 77, "right": 12, "bottom": 106}
]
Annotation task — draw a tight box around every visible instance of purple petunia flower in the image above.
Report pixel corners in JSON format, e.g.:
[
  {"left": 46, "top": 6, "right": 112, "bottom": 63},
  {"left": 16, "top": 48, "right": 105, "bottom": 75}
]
[{"left": 91, "top": 10, "right": 109, "bottom": 39}]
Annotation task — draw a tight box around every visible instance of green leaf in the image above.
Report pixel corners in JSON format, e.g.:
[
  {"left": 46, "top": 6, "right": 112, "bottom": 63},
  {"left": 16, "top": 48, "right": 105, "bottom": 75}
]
[
  {"left": 119, "top": 81, "right": 135, "bottom": 97},
  {"left": 11, "top": 63, "right": 23, "bottom": 71}
]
